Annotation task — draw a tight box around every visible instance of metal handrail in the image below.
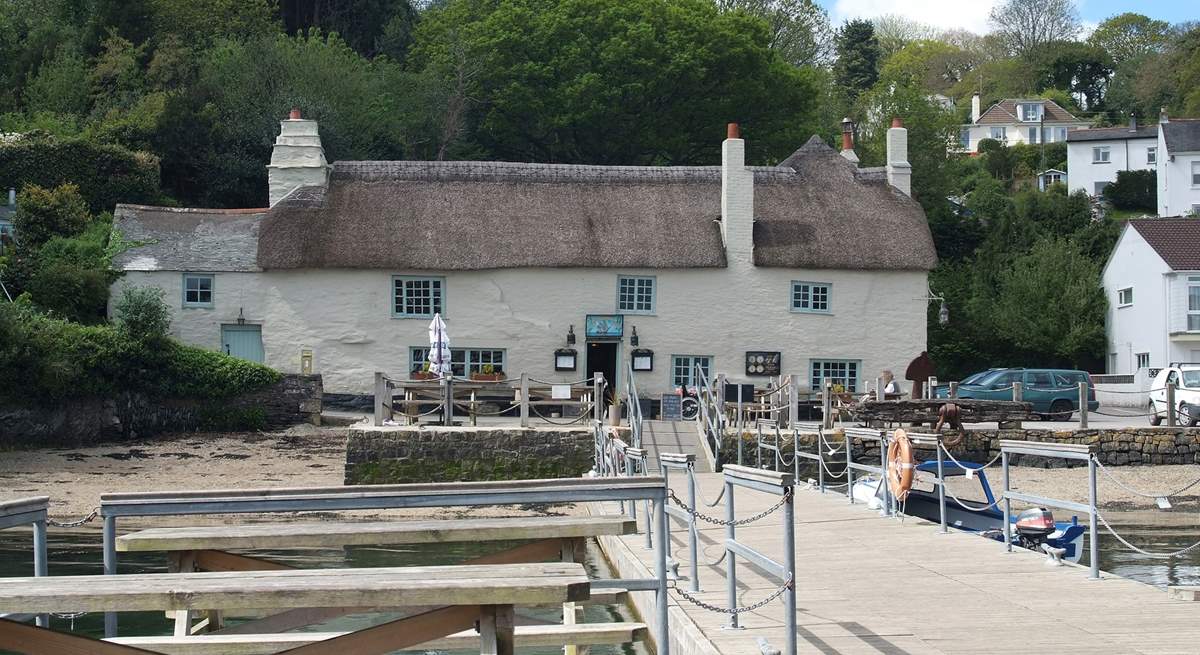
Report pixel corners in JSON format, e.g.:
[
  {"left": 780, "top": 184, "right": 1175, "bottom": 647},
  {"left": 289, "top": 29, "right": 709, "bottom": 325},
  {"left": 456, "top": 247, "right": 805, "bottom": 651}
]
[
  {"left": 0, "top": 497, "right": 49, "bottom": 627},
  {"left": 658, "top": 453, "right": 700, "bottom": 592},
  {"left": 626, "top": 362, "right": 643, "bottom": 449},
  {"left": 694, "top": 366, "right": 725, "bottom": 468}
]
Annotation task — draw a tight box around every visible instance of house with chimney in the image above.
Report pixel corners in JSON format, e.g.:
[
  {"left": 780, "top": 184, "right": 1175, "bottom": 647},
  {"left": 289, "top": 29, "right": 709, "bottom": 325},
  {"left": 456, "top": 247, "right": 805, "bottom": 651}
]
[
  {"left": 1066, "top": 113, "right": 1200, "bottom": 216},
  {"left": 957, "top": 94, "right": 1088, "bottom": 154},
  {"left": 110, "top": 112, "right": 937, "bottom": 397}
]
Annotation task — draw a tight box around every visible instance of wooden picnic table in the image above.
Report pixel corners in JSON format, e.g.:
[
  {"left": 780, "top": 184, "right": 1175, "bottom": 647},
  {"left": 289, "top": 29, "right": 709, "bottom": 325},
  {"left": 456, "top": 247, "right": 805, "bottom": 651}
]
[{"left": 0, "top": 562, "right": 589, "bottom": 655}]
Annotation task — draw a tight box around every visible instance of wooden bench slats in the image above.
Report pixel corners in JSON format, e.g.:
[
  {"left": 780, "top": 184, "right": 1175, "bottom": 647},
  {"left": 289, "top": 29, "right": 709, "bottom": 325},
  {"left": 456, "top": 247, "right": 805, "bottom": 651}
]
[
  {"left": 117, "top": 516, "right": 637, "bottom": 552},
  {"left": 107, "top": 622, "right": 647, "bottom": 655},
  {"left": 0, "top": 563, "right": 589, "bottom": 613}
]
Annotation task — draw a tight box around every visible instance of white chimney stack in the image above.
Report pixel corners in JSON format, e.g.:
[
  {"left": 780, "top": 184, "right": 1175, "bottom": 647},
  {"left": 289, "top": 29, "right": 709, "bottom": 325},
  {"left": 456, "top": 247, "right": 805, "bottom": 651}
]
[
  {"left": 267, "top": 108, "right": 329, "bottom": 207},
  {"left": 886, "top": 117, "right": 912, "bottom": 197},
  {"left": 971, "top": 93, "right": 981, "bottom": 123},
  {"left": 720, "top": 123, "right": 754, "bottom": 261}
]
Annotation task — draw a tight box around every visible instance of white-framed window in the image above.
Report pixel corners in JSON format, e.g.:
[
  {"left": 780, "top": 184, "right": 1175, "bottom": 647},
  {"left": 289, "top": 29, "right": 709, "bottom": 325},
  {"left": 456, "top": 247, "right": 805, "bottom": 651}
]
[
  {"left": 811, "top": 359, "right": 859, "bottom": 393},
  {"left": 1192, "top": 161, "right": 1200, "bottom": 187},
  {"left": 410, "top": 347, "right": 504, "bottom": 376},
  {"left": 1117, "top": 287, "right": 1133, "bottom": 307},
  {"left": 1094, "top": 181, "right": 1110, "bottom": 196},
  {"left": 392, "top": 276, "right": 444, "bottom": 318},
  {"left": 617, "top": 275, "right": 655, "bottom": 314},
  {"left": 1092, "top": 146, "right": 1111, "bottom": 163},
  {"left": 182, "top": 273, "right": 214, "bottom": 307},
  {"left": 989, "top": 127, "right": 1007, "bottom": 141},
  {"left": 790, "top": 281, "right": 831, "bottom": 313},
  {"left": 1136, "top": 353, "right": 1150, "bottom": 369},
  {"left": 1147, "top": 147, "right": 1157, "bottom": 166},
  {"left": 1057, "top": 127, "right": 1068, "bottom": 142},
  {"left": 1027, "top": 127, "right": 1039, "bottom": 144},
  {"left": 1018, "top": 102, "right": 1043, "bottom": 122},
  {"left": 1189, "top": 277, "right": 1200, "bottom": 332},
  {"left": 959, "top": 128, "right": 970, "bottom": 149},
  {"left": 671, "top": 355, "right": 712, "bottom": 389}
]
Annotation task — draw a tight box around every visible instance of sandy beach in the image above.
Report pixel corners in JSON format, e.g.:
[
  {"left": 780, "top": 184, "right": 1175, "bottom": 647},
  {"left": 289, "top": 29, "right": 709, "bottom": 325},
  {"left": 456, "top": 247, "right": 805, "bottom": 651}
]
[{"left": 2, "top": 428, "right": 1199, "bottom": 527}]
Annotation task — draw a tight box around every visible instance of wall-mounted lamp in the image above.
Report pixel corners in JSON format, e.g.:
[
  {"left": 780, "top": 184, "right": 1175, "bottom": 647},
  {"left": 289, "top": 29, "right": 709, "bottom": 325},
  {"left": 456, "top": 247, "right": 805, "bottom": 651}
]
[
  {"left": 630, "top": 326, "right": 639, "bottom": 347},
  {"left": 554, "top": 348, "right": 578, "bottom": 371},
  {"left": 917, "top": 287, "right": 950, "bottom": 326},
  {"left": 237, "top": 307, "right": 246, "bottom": 325},
  {"left": 566, "top": 324, "right": 576, "bottom": 346}
]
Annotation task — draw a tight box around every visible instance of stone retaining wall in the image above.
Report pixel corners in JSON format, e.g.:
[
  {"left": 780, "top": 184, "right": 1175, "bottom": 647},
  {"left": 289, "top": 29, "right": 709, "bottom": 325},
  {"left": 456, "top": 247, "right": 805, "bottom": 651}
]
[
  {"left": 345, "top": 425, "right": 595, "bottom": 484},
  {"left": 721, "top": 426, "right": 1200, "bottom": 467},
  {"left": 0, "top": 374, "right": 322, "bottom": 448}
]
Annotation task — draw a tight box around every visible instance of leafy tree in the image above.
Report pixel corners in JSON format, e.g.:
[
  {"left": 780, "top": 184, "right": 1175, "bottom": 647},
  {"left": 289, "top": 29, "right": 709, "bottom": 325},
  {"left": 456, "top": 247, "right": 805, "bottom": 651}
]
[
  {"left": 150, "top": 0, "right": 279, "bottom": 47},
  {"left": 115, "top": 285, "right": 171, "bottom": 341},
  {"left": 879, "top": 40, "right": 976, "bottom": 96},
  {"left": 1029, "top": 41, "right": 1112, "bottom": 110},
  {"left": 834, "top": 19, "right": 879, "bottom": 104},
  {"left": 23, "top": 50, "right": 90, "bottom": 116},
  {"left": 412, "top": 0, "right": 819, "bottom": 166},
  {"left": 1103, "top": 169, "right": 1156, "bottom": 211},
  {"left": 716, "top": 0, "right": 833, "bottom": 68},
  {"left": 872, "top": 14, "right": 938, "bottom": 59},
  {"left": 1087, "top": 13, "right": 1170, "bottom": 66},
  {"left": 278, "top": 0, "right": 415, "bottom": 57},
  {"left": 989, "top": 0, "right": 1080, "bottom": 57},
  {"left": 10, "top": 183, "right": 91, "bottom": 248}
]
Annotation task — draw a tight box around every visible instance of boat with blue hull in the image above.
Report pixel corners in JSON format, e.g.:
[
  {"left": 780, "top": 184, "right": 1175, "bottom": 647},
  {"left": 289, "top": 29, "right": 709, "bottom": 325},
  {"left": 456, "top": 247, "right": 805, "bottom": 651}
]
[{"left": 853, "top": 460, "right": 1087, "bottom": 563}]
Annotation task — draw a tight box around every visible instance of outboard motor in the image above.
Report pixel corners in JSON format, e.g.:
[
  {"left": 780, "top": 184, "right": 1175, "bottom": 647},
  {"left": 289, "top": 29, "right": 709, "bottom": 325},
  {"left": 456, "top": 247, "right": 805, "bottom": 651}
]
[{"left": 1014, "top": 507, "right": 1065, "bottom": 564}]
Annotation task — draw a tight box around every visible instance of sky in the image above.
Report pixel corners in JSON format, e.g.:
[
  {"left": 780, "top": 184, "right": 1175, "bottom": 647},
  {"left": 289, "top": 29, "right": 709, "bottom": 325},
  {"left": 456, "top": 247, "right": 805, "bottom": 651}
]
[{"left": 818, "top": 0, "right": 1195, "bottom": 34}]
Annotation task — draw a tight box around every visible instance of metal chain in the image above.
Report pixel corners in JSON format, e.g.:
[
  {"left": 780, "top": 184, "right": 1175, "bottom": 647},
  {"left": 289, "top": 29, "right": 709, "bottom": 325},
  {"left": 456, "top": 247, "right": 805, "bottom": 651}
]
[
  {"left": 530, "top": 404, "right": 594, "bottom": 425},
  {"left": 47, "top": 508, "right": 99, "bottom": 528},
  {"left": 1096, "top": 511, "right": 1200, "bottom": 558},
  {"left": 675, "top": 575, "right": 793, "bottom": 615},
  {"left": 668, "top": 488, "right": 791, "bottom": 526},
  {"left": 1092, "top": 457, "right": 1200, "bottom": 499}
]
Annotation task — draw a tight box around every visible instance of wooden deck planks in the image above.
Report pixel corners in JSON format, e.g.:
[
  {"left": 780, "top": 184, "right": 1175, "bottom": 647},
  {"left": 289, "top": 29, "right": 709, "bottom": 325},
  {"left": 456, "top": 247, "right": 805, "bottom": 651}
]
[
  {"left": 606, "top": 471, "right": 1200, "bottom": 655},
  {"left": 0, "top": 563, "right": 590, "bottom": 614},
  {"left": 117, "top": 516, "right": 637, "bottom": 552}
]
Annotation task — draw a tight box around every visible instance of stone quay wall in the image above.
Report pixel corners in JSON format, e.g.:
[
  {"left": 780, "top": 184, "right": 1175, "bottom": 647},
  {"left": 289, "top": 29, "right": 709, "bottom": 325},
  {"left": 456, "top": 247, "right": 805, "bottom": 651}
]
[
  {"left": 0, "top": 374, "right": 322, "bottom": 448},
  {"left": 345, "top": 425, "right": 596, "bottom": 484},
  {"left": 721, "top": 426, "right": 1200, "bottom": 468}
]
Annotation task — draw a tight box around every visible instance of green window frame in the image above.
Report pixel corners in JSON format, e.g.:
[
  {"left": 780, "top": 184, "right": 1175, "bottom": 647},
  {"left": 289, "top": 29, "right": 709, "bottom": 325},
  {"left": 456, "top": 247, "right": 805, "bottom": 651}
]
[
  {"left": 182, "top": 273, "right": 214, "bottom": 308},
  {"left": 810, "top": 359, "right": 860, "bottom": 393},
  {"left": 392, "top": 276, "right": 445, "bottom": 318},
  {"left": 617, "top": 275, "right": 656, "bottom": 314},
  {"left": 790, "top": 281, "right": 831, "bottom": 313},
  {"left": 409, "top": 347, "right": 505, "bottom": 376}
]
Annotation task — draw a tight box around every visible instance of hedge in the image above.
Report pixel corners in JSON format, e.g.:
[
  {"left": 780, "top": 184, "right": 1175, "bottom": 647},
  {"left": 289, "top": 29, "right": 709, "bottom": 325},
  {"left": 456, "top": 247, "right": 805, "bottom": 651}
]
[
  {"left": 0, "top": 301, "right": 280, "bottom": 405},
  {"left": 0, "top": 134, "right": 163, "bottom": 213}
]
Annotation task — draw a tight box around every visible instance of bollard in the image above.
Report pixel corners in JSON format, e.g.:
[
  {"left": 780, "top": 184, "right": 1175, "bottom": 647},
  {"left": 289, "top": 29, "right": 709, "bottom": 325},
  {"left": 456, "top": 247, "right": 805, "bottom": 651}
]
[
  {"left": 1167, "top": 382, "right": 1177, "bottom": 427},
  {"left": 443, "top": 375, "right": 453, "bottom": 426},
  {"left": 1011, "top": 381, "right": 1023, "bottom": 430},
  {"left": 822, "top": 380, "right": 834, "bottom": 429},
  {"left": 949, "top": 381, "right": 958, "bottom": 399},
  {"left": 1078, "top": 381, "right": 1088, "bottom": 429},
  {"left": 373, "top": 372, "right": 386, "bottom": 426},
  {"left": 520, "top": 373, "right": 530, "bottom": 427},
  {"left": 936, "top": 437, "right": 948, "bottom": 533}
]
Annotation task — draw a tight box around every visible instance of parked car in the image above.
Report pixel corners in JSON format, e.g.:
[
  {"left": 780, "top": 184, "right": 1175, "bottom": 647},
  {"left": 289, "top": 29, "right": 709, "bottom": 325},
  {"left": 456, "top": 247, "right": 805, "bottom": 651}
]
[
  {"left": 1148, "top": 364, "right": 1200, "bottom": 427},
  {"left": 934, "top": 368, "right": 1098, "bottom": 419}
]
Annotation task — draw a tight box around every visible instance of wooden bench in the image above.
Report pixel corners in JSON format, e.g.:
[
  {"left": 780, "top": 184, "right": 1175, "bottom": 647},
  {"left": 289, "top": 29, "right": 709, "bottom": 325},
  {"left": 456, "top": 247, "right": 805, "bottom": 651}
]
[
  {"left": 107, "top": 622, "right": 648, "bottom": 654},
  {"left": 0, "top": 562, "right": 588, "bottom": 655}
]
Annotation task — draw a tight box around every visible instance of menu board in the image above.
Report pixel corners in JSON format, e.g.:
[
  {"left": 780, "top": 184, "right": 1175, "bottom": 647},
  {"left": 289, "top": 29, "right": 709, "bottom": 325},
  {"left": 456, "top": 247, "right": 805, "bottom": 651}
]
[{"left": 660, "top": 393, "right": 683, "bottom": 421}]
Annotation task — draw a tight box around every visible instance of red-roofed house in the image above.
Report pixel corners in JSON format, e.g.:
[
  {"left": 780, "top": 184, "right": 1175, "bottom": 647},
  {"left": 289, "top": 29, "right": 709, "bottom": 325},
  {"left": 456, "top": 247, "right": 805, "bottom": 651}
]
[
  {"left": 957, "top": 94, "right": 1089, "bottom": 154},
  {"left": 1102, "top": 218, "right": 1200, "bottom": 374}
]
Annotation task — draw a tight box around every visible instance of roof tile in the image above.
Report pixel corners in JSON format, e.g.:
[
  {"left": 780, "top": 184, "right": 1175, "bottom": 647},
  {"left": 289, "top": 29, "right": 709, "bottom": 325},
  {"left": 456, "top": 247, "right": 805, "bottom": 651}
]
[{"left": 1131, "top": 218, "right": 1200, "bottom": 270}]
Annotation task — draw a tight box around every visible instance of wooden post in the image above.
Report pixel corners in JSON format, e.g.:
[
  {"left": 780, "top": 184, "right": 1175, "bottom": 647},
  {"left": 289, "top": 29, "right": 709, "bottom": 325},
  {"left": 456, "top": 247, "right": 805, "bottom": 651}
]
[
  {"left": 479, "top": 605, "right": 515, "bottom": 655},
  {"left": 1167, "top": 381, "right": 1177, "bottom": 427},
  {"left": 520, "top": 373, "right": 530, "bottom": 428},
  {"left": 875, "top": 376, "right": 885, "bottom": 401},
  {"left": 949, "top": 381, "right": 959, "bottom": 398},
  {"left": 822, "top": 380, "right": 833, "bottom": 429},
  {"left": 788, "top": 375, "right": 799, "bottom": 430},
  {"left": 593, "top": 373, "right": 604, "bottom": 422},
  {"left": 716, "top": 373, "right": 727, "bottom": 430},
  {"left": 470, "top": 390, "right": 478, "bottom": 427},
  {"left": 373, "top": 372, "right": 386, "bottom": 426},
  {"left": 443, "top": 375, "right": 454, "bottom": 426},
  {"left": 1011, "top": 382, "right": 1023, "bottom": 430},
  {"left": 1078, "top": 381, "right": 1089, "bottom": 429},
  {"left": 927, "top": 376, "right": 938, "bottom": 398}
]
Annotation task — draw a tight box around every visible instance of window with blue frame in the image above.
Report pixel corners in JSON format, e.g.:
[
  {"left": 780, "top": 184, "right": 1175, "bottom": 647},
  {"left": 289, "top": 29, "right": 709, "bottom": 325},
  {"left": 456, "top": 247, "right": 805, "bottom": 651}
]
[
  {"left": 182, "top": 273, "right": 214, "bottom": 307},
  {"left": 791, "top": 281, "right": 830, "bottom": 313},
  {"left": 671, "top": 355, "right": 711, "bottom": 389},
  {"left": 617, "top": 276, "right": 655, "bottom": 314},
  {"left": 810, "top": 359, "right": 859, "bottom": 393},
  {"left": 393, "top": 276, "right": 444, "bottom": 318}
]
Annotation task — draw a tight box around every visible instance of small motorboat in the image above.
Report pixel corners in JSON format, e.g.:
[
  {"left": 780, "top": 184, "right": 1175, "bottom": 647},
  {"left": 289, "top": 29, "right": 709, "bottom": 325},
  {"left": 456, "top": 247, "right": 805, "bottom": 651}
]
[{"left": 851, "top": 460, "right": 1087, "bottom": 563}]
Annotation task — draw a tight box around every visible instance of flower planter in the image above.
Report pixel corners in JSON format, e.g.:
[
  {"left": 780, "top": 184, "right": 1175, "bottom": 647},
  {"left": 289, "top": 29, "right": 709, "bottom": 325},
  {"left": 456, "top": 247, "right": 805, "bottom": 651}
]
[
  {"left": 410, "top": 372, "right": 438, "bottom": 381},
  {"left": 470, "top": 373, "right": 505, "bottom": 382}
]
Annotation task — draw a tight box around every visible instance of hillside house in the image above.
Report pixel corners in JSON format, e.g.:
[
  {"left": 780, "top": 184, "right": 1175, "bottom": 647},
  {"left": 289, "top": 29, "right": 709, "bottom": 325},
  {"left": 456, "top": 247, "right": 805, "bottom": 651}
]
[
  {"left": 1102, "top": 218, "right": 1200, "bottom": 374},
  {"left": 111, "top": 113, "right": 937, "bottom": 396},
  {"left": 958, "top": 95, "right": 1088, "bottom": 154}
]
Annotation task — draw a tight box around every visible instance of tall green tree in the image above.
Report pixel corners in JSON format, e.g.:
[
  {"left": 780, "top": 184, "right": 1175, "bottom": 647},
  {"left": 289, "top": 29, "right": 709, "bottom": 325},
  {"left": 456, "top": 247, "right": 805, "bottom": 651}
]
[
  {"left": 834, "top": 19, "right": 880, "bottom": 105},
  {"left": 988, "top": 0, "right": 1081, "bottom": 57},
  {"left": 716, "top": 0, "right": 833, "bottom": 68},
  {"left": 1087, "top": 13, "right": 1170, "bottom": 66},
  {"left": 277, "top": 0, "right": 415, "bottom": 57},
  {"left": 411, "top": 0, "right": 819, "bottom": 166}
]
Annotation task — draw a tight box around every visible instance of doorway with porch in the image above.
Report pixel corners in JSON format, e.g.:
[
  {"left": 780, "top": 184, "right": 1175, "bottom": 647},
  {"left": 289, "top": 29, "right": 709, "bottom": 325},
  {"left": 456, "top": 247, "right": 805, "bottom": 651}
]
[{"left": 586, "top": 340, "right": 619, "bottom": 408}]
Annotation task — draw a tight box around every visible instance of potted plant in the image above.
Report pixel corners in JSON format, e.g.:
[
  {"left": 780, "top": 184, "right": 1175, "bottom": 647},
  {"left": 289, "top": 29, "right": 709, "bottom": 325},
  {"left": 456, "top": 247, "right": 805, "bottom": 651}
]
[
  {"left": 410, "top": 361, "right": 437, "bottom": 380},
  {"left": 470, "top": 364, "right": 505, "bottom": 382}
]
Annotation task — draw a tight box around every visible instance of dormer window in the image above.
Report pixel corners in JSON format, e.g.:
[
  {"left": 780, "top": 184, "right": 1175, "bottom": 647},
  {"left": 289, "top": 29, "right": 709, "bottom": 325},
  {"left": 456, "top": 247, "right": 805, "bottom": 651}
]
[{"left": 1018, "top": 102, "right": 1044, "bottom": 122}]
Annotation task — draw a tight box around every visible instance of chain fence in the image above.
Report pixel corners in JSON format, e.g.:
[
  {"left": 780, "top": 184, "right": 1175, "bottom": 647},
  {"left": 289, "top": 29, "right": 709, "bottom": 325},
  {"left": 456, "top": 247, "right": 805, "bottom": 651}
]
[
  {"left": 1093, "top": 457, "right": 1200, "bottom": 499},
  {"left": 46, "top": 509, "right": 100, "bottom": 528},
  {"left": 675, "top": 574, "right": 793, "bottom": 615},
  {"left": 1096, "top": 512, "right": 1200, "bottom": 559},
  {"left": 667, "top": 488, "right": 791, "bottom": 527}
]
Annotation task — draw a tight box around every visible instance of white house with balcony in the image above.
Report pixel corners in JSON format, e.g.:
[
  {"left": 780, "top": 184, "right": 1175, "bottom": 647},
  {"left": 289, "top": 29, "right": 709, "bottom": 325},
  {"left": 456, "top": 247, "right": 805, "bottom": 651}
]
[
  {"left": 957, "top": 95, "right": 1088, "bottom": 154},
  {"left": 1066, "top": 118, "right": 1158, "bottom": 197},
  {"left": 1102, "top": 218, "right": 1200, "bottom": 374},
  {"left": 109, "top": 111, "right": 938, "bottom": 400}
]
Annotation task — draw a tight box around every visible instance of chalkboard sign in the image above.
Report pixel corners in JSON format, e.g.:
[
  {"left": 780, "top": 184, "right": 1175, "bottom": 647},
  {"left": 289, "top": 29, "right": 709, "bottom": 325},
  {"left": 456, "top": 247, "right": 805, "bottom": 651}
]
[{"left": 660, "top": 393, "right": 683, "bottom": 421}]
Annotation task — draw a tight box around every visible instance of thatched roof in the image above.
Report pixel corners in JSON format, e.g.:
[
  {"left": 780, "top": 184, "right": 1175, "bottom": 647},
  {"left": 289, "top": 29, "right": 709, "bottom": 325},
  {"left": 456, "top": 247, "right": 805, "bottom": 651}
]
[
  {"left": 112, "top": 205, "right": 265, "bottom": 272},
  {"left": 255, "top": 139, "right": 935, "bottom": 272}
]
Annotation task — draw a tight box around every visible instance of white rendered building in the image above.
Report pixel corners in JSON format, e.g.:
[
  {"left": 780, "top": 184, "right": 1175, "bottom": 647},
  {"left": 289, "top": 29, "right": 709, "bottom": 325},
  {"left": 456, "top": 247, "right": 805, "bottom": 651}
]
[
  {"left": 1103, "top": 218, "right": 1200, "bottom": 374},
  {"left": 111, "top": 114, "right": 937, "bottom": 397},
  {"left": 1066, "top": 120, "right": 1158, "bottom": 197},
  {"left": 957, "top": 95, "right": 1088, "bottom": 154}
]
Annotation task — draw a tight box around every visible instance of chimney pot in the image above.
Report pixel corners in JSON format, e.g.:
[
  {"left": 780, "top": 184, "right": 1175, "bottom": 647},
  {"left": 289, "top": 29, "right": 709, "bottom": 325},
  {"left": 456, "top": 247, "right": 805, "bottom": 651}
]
[
  {"left": 726, "top": 123, "right": 740, "bottom": 140},
  {"left": 840, "top": 117, "right": 855, "bottom": 152},
  {"left": 289, "top": 107, "right": 302, "bottom": 120}
]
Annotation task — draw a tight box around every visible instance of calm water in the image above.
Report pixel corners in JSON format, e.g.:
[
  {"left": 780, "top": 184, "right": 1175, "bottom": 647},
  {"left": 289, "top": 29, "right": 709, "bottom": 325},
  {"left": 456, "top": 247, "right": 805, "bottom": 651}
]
[{"left": 0, "top": 530, "right": 648, "bottom": 655}]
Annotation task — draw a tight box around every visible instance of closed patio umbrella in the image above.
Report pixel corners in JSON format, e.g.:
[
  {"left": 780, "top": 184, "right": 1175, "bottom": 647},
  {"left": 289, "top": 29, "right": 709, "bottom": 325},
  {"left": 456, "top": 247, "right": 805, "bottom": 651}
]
[{"left": 427, "top": 313, "right": 452, "bottom": 424}]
